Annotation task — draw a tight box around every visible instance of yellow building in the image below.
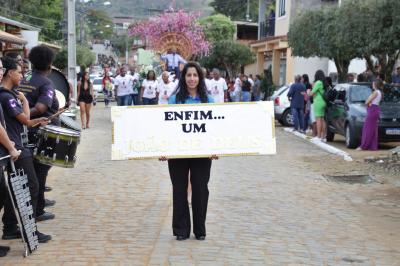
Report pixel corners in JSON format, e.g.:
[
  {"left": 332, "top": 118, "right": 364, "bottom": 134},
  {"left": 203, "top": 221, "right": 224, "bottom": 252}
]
[{"left": 251, "top": 0, "right": 340, "bottom": 85}]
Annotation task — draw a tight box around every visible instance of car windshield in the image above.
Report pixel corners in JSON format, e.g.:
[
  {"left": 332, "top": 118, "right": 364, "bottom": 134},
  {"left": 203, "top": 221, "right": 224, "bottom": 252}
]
[
  {"left": 349, "top": 85, "right": 372, "bottom": 102},
  {"left": 382, "top": 85, "right": 400, "bottom": 103},
  {"left": 93, "top": 79, "right": 102, "bottom": 85}
]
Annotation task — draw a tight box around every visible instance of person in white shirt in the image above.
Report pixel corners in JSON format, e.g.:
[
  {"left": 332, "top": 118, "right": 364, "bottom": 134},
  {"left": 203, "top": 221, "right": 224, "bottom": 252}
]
[
  {"left": 141, "top": 70, "right": 159, "bottom": 105},
  {"left": 160, "top": 48, "right": 187, "bottom": 79},
  {"left": 230, "top": 75, "right": 242, "bottom": 102},
  {"left": 202, "top": 67, "right": 212, "bottom": 94},
  {"left": 114, "top": 67, "right": 134, "bottom": 106},
  {"left": 209, "top": 68, "right": 227, "bottom": 103},
  {"left": 129, "top": 66, "right": 140, "bottom": 105},
  {"left": 158, "top": 71, "right": 177, "bottom": 105}
]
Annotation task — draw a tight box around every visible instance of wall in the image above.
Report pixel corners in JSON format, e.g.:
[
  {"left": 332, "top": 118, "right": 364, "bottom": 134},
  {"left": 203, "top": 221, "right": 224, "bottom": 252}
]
[
  {"left": 275, "top": 0, "right": 291, "bottom": 36},
  {"left": 244, "top": 62, "right": 258, "bottom": 76},
  {"left": 293, "top": 56, "right": 330, "bottom": 82}
]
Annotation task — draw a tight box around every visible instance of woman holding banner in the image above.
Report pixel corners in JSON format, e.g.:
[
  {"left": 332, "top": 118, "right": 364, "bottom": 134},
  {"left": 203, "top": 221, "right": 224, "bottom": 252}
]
[{"left": 160, "top": 62, "right": 217, "bottom": 241}]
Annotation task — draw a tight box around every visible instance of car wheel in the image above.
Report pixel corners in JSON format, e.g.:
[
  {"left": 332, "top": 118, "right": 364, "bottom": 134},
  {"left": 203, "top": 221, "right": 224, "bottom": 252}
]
[
  {"left": 345, "top": 123, "right": 358, "bottom": 149},
  {"left": 326, "top": 127, "right": 335, "bottom": 142},
  {"left": 282, "top": 109, "right": 294, "bottom": 127}
]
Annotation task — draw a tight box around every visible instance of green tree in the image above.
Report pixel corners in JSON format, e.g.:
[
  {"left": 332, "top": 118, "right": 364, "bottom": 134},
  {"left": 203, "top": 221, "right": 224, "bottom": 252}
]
[
  {"left": 200, "top": 41, "right": 255, "bottom": 77},
  {"left": 288, "top": 7, "right": 360, "bottom": 82},
  {"left": 0, "top": 0, "right": 63, "bottom": 42},
  {"left": 53, "top": 45, "right": 96, "bottom": 71},
  {"left": 85, "top": 9, "right": 113, "bottom": 40},
  {"left": 288, "top": 0, "right": 400, "bottom": 83},
  {"left": 360, "top": 0, "right": 400, "bottom": 81},
  {"left": 199, "top": 14, "right": 235, "bottom": 43},
  {"left": 209, "top": 0, "right": 259, "bottom": 21}
]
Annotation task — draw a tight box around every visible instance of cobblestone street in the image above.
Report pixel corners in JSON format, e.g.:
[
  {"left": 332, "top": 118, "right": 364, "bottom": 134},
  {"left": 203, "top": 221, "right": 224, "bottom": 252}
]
[{"left": 1, "top": 105, "right": 400, "bottom": 265}]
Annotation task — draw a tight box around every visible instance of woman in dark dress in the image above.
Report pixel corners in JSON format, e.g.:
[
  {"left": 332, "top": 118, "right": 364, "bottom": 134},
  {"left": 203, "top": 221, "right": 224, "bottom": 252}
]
[{"left": 77, "top": 72, "right": 94, "bottom": 129}]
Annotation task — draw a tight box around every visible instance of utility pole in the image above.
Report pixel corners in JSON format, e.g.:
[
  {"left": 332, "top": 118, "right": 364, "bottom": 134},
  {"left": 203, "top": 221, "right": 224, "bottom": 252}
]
[
  {"left": 68, "top": 0, "right": 77, "bottom": 108},
  {"left": 246, "top": 0, "right": 251, "bottom": 21}
]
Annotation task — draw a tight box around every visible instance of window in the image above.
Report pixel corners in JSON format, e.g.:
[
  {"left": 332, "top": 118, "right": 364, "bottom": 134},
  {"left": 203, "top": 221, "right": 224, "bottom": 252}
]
[{"left": 279, "top": 0, "right": 286, "bottom": 17}]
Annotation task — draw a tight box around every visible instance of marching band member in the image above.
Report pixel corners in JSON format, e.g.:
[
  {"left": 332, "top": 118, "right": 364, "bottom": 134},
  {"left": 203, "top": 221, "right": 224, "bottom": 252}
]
[
  {"left": 0, "top": 57, "right": 20, "bottom": 257},
  {"left": 160, "top": 62, "right": 217, "bottom": 241},
  {"left": 19, "top": 45, "right": 59, "bottom": 222},
  {"left": 0, "top": 56, "right": 51, "bottom": 243}
]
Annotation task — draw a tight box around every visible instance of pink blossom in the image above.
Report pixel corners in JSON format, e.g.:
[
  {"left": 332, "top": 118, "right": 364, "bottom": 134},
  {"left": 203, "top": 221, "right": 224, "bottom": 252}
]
[{"left": 129, "top": 10, "right": 210, "bottom": 56}]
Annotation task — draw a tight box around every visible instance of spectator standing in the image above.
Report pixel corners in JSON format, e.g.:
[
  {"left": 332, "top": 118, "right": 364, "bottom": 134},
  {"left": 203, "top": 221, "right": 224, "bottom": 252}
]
[
  {"left": 302, "top": 74, "right": 314, "bottom": 134},
  {"left": 209, "top": 68, "right": 227, "bottom": 103},
  {"left": 287, "top": 75, "right": 306, "bottom": 132},
  {"left": 357, "top": 79, "right": 383, "bottom": 151},
  {"left": 230, "top": 75, "right": 242, "bottom": 102},
  {"left": 392, "top": 67, "right": 400, "bottom": 87},
  {"left": 252, "top": 75, "right": 261, "bottom": 101},
  {"left": 202, "top": 67, "right": 212, "bottom": 94},
  {"left": 241, "top": 75, "right": 252, "bottom": 102},
  {"left": 309, "top": 70, "right": 328, "bottom": 141}
]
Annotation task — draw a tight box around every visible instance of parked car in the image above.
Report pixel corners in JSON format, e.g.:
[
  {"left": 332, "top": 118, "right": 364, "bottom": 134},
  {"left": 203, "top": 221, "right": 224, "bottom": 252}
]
[
  {"left": 326, "top": 82, "right": 400, "bottom": 148},
  {"left": 92, "top": 77, "right": 114, "bottom": 102},
  {"left": 270, "top": 85, "right": 294, "bottom": 126}
]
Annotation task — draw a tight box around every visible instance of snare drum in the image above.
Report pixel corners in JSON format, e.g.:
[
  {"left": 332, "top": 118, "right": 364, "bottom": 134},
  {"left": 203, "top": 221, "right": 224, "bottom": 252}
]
[{"left": 33, "top": 125, "right": 80, "bottom": 168}]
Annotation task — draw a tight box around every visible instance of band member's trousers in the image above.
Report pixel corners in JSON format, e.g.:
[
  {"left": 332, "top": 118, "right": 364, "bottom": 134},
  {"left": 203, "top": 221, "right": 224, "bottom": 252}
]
[
  {"left": 2, "top": 157, "right": 39, "bottom": 231},
  {"left": 34, "top": 161, "right": 51, "bottom": 216},
  {"left": 168, "top": 158, "right": 211, "bottom": 237}
]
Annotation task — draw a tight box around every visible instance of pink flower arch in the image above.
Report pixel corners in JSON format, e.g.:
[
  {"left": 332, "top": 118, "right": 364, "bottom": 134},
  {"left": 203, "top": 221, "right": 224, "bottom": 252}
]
[{"left": 129, "top": 10, "right": 210, "bottom": 56}]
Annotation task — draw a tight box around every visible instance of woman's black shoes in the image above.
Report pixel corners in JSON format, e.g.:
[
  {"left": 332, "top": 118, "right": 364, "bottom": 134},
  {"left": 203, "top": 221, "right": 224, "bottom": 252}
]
[
  {"left": 176, "top": 235, "right": 189, "bottom": 241},
  {"left": 175, "top": 235, "right": 206, "bottom": 241},
  {"left": 195, "top": 235, "right": 206, "bottom": 241}
]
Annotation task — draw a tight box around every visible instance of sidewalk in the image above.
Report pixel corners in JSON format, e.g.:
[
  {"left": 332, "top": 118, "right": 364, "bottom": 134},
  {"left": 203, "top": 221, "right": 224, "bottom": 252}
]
[{"left": 1, "top": 105, "right": 400, "bottom": 265}]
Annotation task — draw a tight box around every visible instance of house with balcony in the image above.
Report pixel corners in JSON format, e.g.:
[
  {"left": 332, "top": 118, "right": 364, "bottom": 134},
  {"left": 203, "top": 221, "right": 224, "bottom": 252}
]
[
  {"left": 0, "top": 15, "right": 41, "bottom": 57},
  {"left": 251, "top": 0, "right": 365, "bottom": 85}
]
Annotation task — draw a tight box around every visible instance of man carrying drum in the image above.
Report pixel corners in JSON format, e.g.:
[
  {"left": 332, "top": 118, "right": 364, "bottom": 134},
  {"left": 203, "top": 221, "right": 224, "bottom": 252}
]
[{"left": 18, "top": 45, "right": 60, "bottom": 222}]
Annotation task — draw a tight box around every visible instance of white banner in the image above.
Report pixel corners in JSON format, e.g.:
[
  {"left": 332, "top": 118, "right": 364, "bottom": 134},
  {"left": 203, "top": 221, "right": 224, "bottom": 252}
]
[{"left": 111, "top": 102, "right": 276, "bottom": 160}]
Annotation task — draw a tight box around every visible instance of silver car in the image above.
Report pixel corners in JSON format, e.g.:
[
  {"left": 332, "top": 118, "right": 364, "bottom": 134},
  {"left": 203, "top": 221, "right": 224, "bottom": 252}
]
[{"left": 269, "top": 85, "right": 294, "bottom": 126}]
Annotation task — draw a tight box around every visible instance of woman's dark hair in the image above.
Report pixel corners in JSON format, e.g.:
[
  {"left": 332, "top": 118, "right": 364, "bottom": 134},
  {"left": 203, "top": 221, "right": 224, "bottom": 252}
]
[
  {"left": 373, "top": 79, "right": 384, "bottom": 90},
  {"left": 146, "top": 70, "right": 156, "bottom": 81},
  {"left": 80, "top": 71, "right": 91, "bottom": 89},
  {"left": 175, "top": 62, "right": 209, "bottom": 103},
  {"left": 357, "top": 73, "right": 365, "bottom": 82},
  {"left": 325, "top": 76, "right": 333, "bottom": 87},
  {"left": 2, "top": 56, "right": 20, "bottom": 77},
  {"left": 314, "top": 70, "right": 328, "bottom": 88},
  {"left": 28, "top": 45, "right": 54, "bottom": 71},
  {"left": 302, "top": 74, "right": 310, "bottom": 84}
]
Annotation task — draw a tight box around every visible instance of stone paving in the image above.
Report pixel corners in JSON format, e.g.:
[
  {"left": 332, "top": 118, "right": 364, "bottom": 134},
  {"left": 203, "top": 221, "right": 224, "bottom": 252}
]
[{"left": 1, "top": 105, "right": 400, "bottom": 265}]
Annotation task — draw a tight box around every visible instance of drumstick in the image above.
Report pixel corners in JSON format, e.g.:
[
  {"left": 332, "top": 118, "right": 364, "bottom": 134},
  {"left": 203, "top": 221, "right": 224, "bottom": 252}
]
[{"left": 32, "top": 108, "right": 68, "bottom": 128}]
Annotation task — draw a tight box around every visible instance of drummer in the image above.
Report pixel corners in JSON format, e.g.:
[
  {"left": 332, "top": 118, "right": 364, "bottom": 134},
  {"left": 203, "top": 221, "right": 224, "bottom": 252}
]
[
  {"left": 18, "top": 45, "right": 59, "bottom": 222},
  {"left": 0, "top": 56, "right": 51, "bottom": 243}
]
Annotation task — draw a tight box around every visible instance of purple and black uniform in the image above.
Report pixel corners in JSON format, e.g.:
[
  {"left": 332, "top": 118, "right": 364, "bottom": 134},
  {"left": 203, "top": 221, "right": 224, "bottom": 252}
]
[
  {"left": 19, "top": 71, "right": 60, "bottom": 122},
  {"left": 0, "top": 89, "right": 31, "bottom": 159}
]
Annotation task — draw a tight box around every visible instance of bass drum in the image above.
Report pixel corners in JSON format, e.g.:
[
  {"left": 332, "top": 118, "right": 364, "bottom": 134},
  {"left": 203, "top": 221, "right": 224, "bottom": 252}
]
[
  {"left": 47, "top": 67, "right": 70, "bottom": 108},
  {"left": 23, "top": 68, "right": 70, "bottom": 108}
]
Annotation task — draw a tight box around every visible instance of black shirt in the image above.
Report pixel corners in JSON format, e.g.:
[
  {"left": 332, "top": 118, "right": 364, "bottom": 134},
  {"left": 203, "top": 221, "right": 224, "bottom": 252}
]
[
  {"left": 0, "top": 89, "right": 31, "bottom": 159},
  {"left": 19, "top": 71, "right": 60, "bottom": 121},
  {"left": 0, "top": 103, "right": 9, "bottom": 165}
]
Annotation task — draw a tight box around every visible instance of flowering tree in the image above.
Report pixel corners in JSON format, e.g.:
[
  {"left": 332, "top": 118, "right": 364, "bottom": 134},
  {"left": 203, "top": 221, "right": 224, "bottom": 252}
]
[{"left": 129, "top": 10, "right": 210, "bottom": 57}]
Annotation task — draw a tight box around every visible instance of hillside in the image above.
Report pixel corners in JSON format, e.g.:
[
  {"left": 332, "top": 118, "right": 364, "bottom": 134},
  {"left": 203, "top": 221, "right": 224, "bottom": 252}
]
[{"left": 98, "top": 0, "right": 213, "bottom": 18}]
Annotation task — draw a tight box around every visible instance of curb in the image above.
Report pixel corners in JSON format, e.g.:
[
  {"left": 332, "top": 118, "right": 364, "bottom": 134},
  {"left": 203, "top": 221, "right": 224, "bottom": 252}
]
[{"left": 283, "top": 128, "right": 353, "bottom": 162}]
